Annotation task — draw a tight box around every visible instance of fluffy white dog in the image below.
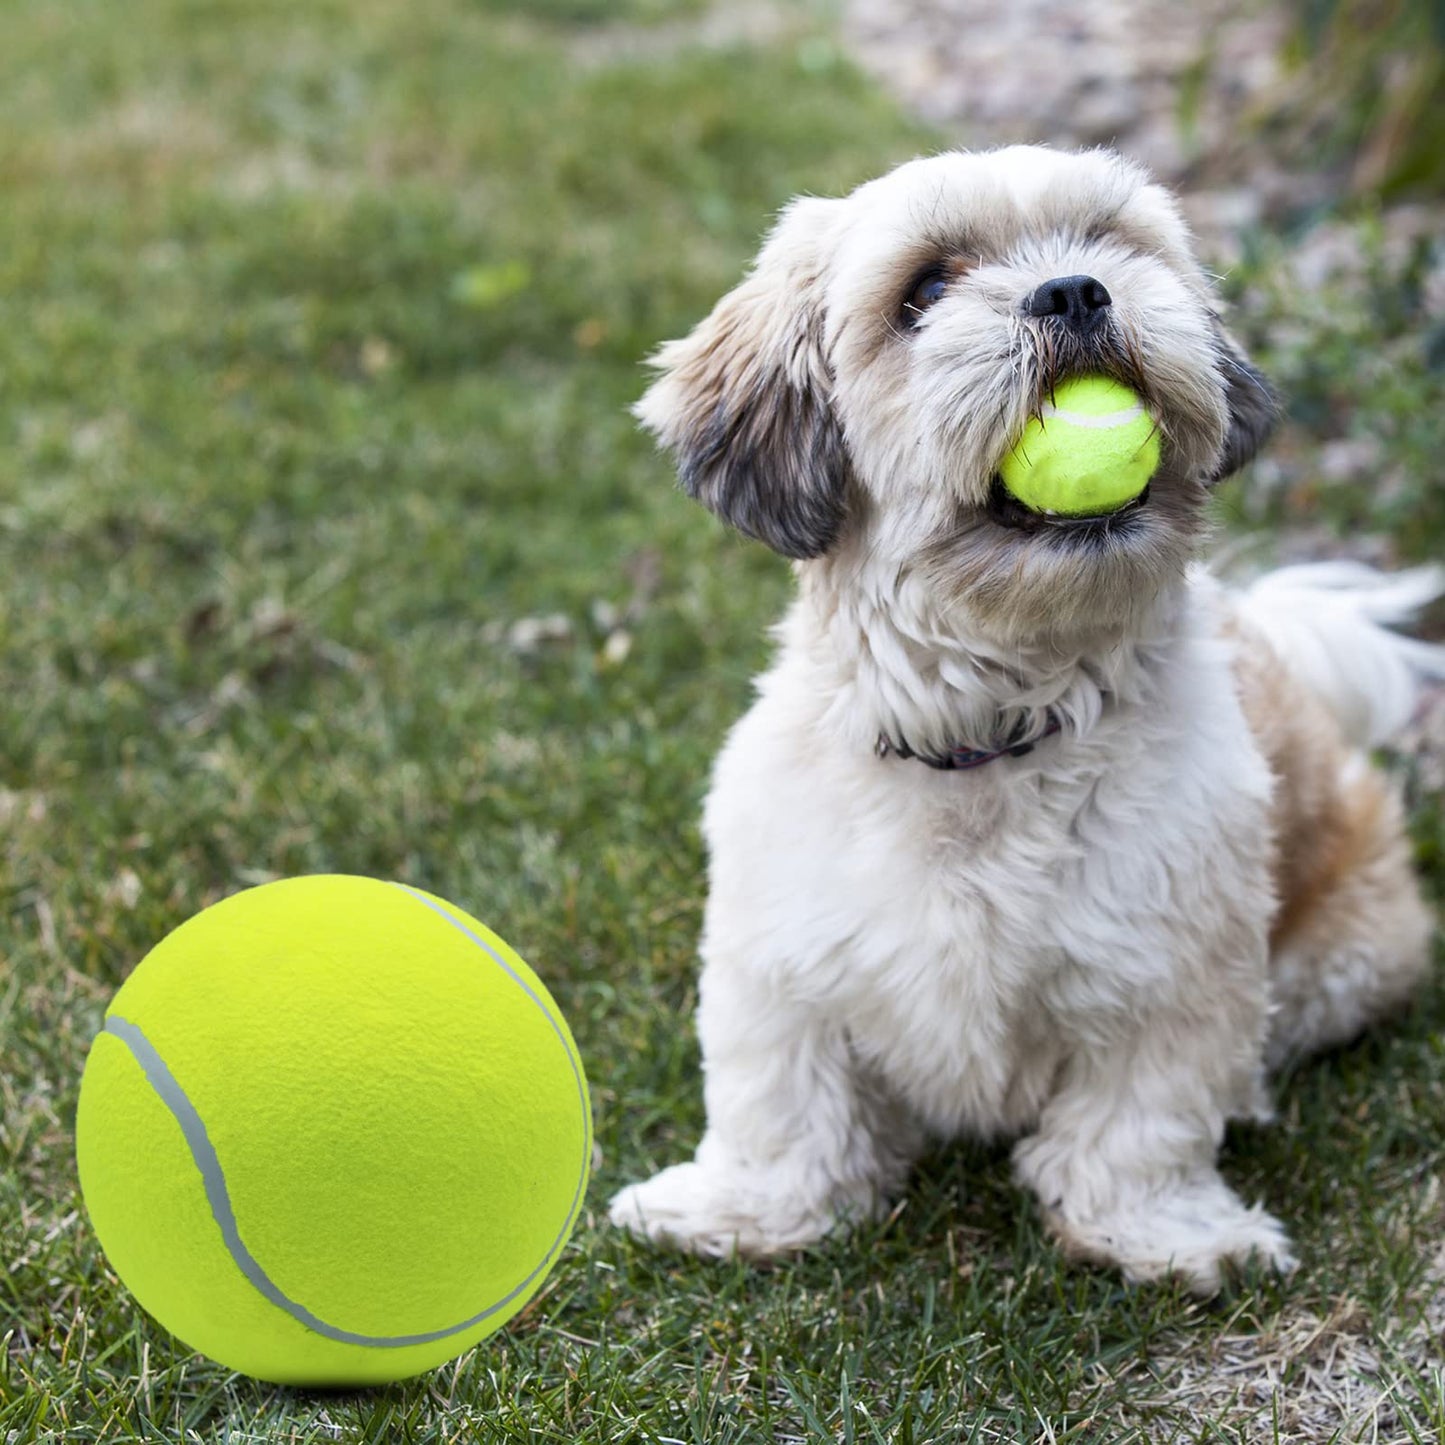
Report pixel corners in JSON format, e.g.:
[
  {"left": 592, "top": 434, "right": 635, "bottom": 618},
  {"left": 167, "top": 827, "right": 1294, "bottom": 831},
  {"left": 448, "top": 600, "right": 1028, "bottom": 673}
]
[{"left": 609, "top": 146, "right": 1443, "bottom": 1292}]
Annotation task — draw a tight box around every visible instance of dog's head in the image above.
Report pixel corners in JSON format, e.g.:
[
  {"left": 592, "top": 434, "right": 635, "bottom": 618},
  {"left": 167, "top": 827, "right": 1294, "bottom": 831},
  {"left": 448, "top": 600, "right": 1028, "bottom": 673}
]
[{"left": 637, "top": 147, "right": 1274, "bottom": 642}]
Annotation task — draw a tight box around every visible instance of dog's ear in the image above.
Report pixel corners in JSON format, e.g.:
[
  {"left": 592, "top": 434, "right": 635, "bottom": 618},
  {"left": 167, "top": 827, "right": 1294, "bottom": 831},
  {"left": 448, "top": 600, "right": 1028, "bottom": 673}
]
[
  {"left": 1210, "top": 321, "right": 1278, "bottom": 482},
  {"left": 634, "top": 198, "right": 848, "bottom": 560}
]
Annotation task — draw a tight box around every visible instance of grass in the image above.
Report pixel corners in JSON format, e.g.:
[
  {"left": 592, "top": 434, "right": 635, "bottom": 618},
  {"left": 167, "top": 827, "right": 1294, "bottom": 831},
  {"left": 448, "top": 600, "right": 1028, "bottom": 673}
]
[{"left": 2, "top": 0, "right": 1444, "bottom": 1440}]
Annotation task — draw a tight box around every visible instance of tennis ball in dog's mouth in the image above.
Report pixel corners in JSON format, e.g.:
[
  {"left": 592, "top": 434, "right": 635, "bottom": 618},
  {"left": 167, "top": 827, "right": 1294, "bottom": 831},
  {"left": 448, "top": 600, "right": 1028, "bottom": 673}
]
[
  {"left": 75, "top": 875, "right": 591, "bottom": 1385},
  {"left": 998, "top": 376, "right": 1161, "bottom": 517}
]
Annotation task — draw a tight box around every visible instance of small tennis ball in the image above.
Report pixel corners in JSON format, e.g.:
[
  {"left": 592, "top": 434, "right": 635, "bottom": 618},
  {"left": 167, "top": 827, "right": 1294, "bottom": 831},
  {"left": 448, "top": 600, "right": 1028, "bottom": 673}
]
[
  {"left": 999, "top": 376, "right": 1161, "bottom": 517},
  {"left": 75, "top": 875, "right": 591, "bottom": 1386}
]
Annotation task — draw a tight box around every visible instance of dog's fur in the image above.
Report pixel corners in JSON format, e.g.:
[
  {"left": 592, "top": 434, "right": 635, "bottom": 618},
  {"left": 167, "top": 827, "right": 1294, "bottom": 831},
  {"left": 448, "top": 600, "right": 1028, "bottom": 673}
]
[{"left": 608, "top": 147, "right": 1444, "bottom": 1292}]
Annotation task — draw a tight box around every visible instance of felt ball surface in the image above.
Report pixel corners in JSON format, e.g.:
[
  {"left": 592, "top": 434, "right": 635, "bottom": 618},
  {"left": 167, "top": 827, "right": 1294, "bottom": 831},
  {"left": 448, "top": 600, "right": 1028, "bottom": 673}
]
[
  {"left": 75, "top": 875, "right": 591, "bottom": 1385},
  {"left": 999, "top": 376, "right": 1160, "bottom": 517}
]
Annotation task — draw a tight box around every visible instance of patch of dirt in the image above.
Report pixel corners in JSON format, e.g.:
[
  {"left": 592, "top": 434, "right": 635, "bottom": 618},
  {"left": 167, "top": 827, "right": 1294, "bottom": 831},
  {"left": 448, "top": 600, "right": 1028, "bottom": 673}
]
[{"left": 1114, "top": 1244, "right": 1445, "bottom": 1442}]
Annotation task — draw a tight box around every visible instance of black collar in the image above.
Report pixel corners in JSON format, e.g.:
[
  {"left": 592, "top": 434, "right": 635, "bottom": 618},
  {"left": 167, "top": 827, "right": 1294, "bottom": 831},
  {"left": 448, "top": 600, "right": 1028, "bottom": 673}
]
[{"left": 876, "top": 711, "right": 1064, "bottom": 771}]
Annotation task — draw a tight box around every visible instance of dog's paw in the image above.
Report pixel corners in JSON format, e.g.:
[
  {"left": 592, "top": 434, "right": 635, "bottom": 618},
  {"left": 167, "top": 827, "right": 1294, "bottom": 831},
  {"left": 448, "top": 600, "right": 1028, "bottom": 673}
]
[
  {"left": 609, "top": 1162, "right": 849, "bottom": 1259},
  {"left": 1047, "top": 1183, "right": 1296, "bottom": 1296}
]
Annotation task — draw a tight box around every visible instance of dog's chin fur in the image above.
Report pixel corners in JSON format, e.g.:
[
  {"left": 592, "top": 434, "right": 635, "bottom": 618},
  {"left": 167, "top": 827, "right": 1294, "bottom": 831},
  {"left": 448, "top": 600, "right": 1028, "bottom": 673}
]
[{"left": 610, "top": 146, "right": 1442, "bottom": 1294}]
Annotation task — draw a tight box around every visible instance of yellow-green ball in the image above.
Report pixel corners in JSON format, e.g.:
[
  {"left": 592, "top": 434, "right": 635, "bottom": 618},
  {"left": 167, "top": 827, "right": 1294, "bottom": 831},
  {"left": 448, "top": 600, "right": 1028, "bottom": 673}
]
[
  {"left": 75, "top": 875, "right": 591, "bottom": 1386},
  {"left": 999, "top": 376, "right": 1160, "bottom": 517}
]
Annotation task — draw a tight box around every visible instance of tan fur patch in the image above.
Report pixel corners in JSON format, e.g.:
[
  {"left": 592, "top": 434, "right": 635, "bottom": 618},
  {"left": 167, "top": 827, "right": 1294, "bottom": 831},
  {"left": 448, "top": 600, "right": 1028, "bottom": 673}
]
[
  {"left": 1232, "top": 616, "right": 1379, "bottom": 949},
  {"left": 1231, "top": 613, "right": 1432, "bottom": 1062}
]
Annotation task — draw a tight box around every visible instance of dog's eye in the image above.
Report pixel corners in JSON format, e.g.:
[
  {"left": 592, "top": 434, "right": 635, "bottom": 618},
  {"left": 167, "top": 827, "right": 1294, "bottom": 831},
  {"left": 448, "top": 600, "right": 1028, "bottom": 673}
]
[{"left": 903, "top": 268, "right": 949, "bottom": 325}]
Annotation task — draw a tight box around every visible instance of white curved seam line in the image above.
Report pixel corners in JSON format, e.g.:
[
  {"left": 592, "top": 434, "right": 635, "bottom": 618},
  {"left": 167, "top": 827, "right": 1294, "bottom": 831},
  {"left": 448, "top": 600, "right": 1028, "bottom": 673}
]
[
  {"left": 1040, "top": 403, "right": 1144, "bottom": 428},
  {"left": 105, "top": 1015, "right": 480, "bottom": 1346}
]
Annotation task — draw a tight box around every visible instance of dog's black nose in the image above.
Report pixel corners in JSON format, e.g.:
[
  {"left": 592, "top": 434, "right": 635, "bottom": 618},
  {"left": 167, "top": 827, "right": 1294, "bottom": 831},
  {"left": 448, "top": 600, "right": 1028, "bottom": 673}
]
[{"left": 1025, "top": 275, "right": 1112, "bottom": 331}]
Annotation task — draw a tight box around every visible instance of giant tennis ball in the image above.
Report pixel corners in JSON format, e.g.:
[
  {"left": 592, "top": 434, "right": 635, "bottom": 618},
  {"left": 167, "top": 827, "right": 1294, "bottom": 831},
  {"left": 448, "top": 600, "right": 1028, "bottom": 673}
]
[
  {"left": 999, "top": 376, "right": 1161, "bottom": 517},
  {"left": 75, "top": 875, "right": 591, "bottom": 1386}
]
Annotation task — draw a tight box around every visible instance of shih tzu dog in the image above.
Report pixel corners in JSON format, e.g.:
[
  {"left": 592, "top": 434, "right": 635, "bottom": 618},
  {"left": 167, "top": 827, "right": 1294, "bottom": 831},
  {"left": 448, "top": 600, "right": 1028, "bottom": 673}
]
[{"left": 608, "top": 146, "right": 1443, "bottom": 1292}]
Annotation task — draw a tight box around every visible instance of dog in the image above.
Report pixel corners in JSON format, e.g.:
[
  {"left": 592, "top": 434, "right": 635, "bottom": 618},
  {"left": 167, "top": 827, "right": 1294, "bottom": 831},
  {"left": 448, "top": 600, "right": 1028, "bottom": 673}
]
[{"left": 607, "top": 146, "right": 1443, "bottom": 1292}]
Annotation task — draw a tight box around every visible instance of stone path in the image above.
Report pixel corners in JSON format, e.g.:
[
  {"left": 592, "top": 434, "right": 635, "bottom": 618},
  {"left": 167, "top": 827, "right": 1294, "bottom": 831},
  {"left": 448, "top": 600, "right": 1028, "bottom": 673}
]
[{"left": 843, "top": 0, "right": 1336, "bottom": 256}]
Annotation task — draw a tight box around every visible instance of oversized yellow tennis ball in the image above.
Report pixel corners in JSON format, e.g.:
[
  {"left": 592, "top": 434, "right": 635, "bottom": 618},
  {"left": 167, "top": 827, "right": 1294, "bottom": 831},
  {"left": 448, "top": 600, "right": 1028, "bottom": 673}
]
[
  {"left": 75, "top": 875, "right": 591, "bottom": 1386},
  {"left": 999, "top": 376, "right": 1161, "bottom": 517}
]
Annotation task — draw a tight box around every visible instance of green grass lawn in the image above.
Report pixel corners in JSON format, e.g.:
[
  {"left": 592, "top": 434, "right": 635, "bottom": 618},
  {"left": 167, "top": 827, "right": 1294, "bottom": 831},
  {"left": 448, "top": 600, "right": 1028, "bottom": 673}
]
[{"left": 3, "top": 1, "right": 1444, "bottom": 1440}]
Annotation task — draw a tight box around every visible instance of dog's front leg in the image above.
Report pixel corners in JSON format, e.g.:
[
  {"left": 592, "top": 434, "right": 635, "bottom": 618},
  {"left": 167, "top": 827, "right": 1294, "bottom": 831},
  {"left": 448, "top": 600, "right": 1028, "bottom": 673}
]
[
  {"left": 610, "top": 956, "right": 918, "bottom": 1257},
  {"left": 1011, "top": 1014, "right": 1294, "bottom": 1294}
]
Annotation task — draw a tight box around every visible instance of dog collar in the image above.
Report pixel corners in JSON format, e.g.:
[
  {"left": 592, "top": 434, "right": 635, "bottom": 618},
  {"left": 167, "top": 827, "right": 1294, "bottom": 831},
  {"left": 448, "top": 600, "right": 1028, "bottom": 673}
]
[{"left": 875, "top": 712, "right": 1064, "bottom": 771}]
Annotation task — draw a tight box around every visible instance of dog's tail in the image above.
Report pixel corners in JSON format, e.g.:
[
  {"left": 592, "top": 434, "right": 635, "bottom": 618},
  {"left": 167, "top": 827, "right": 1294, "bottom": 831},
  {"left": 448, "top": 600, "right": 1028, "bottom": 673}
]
[{"left": 1234, "top": 561, "right": 1445, "bottom": 748}]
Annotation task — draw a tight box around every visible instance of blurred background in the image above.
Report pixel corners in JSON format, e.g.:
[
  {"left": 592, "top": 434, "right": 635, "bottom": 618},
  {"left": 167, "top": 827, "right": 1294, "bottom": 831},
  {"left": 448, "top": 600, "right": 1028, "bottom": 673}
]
[{"left": 4, "top": 1, "right": 1443, "bottom": 1440}]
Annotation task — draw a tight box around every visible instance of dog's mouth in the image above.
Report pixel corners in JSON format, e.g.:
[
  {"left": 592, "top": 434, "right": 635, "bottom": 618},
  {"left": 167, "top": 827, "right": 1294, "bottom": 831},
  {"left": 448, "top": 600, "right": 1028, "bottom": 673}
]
[
  {"left": 984, "top": 352, "right": 1161, "bottom": 540},
  {"left": 985, "top": 474, "right": 1152, "bottom": 537}
]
